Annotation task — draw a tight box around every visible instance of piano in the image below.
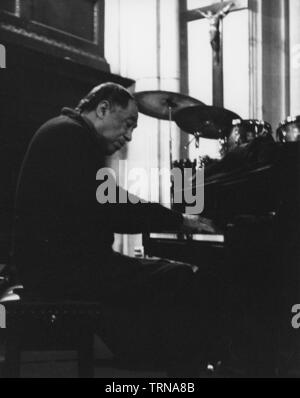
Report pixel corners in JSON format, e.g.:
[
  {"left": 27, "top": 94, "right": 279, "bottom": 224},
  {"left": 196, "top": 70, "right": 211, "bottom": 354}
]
[
  {"left": 143, "top": 141, "right": 300, "bottom": 376},
  {"left": 144, "top": 141, "right": 299, "bottom": 259}
]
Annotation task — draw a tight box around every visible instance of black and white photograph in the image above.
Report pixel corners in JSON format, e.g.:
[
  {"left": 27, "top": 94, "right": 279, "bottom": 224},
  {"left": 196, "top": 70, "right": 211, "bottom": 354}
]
[{"left": 0, "top": 0, "right": 299, "bottom": 380}]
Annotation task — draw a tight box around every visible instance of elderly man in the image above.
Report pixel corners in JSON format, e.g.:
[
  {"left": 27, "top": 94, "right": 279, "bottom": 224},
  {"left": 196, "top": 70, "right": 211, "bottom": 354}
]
[{"left": 12, "top": 83, "right": 225, "bottom": 373}]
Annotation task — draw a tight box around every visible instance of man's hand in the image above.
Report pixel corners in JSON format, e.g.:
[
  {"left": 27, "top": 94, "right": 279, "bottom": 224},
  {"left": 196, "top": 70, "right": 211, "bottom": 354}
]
[{"left": 181, "top": 214, "right": 219, "bottom": 235}]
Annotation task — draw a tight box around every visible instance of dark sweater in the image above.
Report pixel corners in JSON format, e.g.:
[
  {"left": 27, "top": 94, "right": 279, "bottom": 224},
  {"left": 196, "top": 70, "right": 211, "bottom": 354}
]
[{"left": 12, "top": 108, "right": 183, "bottom": 298}]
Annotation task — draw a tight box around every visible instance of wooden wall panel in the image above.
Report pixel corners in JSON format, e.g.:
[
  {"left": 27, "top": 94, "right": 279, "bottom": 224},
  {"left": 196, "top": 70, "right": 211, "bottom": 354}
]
[
  {"left": 0, "top": 0, "right": 107, "bottom": 70},
  {"left": 30, "top": 0, "right": 97, "bottom": 42},
  {"left": 0, "top": 0, "right": 15, "bottom": 14}
]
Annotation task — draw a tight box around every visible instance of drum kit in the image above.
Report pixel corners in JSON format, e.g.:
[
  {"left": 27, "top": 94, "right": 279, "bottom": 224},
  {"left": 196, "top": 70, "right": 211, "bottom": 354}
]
[
  {"left": 277, "top": 116, "right": 300, "bottom": 143},
  {"left": 134, "top": 90, "right": 300, "bottom": 167}
]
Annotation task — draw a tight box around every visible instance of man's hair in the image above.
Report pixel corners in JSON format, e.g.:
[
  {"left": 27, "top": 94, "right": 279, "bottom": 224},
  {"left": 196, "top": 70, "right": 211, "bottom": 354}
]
[{"left": 76, "top": 82, "right": 134, "bottom": 113}]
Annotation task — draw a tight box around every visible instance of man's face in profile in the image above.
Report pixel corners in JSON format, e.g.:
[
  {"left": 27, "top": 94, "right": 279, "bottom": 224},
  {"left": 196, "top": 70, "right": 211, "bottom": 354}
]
[{"left": 101, "top": 100, "right": 138, "bottom": 155}]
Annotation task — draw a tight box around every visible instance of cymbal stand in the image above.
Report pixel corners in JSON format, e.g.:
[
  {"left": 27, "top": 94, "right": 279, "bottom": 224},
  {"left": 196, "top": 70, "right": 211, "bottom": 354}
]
[
  {"left": 168, "top": 106, "right": 174, "bottom": 206},
  {"left": 184, "top": 132, "right": 201, "bottom": 150}
]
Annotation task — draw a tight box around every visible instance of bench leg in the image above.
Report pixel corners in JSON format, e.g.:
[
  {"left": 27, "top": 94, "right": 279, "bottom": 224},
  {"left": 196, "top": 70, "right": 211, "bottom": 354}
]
[{"left": 78, "top": 329, "right": 94, "bottom": 378}]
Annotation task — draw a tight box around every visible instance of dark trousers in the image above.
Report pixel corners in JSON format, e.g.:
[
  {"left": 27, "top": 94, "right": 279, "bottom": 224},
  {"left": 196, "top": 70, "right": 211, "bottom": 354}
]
[{"left": 91, "top": 254, "right": 229, "bottom": 365}]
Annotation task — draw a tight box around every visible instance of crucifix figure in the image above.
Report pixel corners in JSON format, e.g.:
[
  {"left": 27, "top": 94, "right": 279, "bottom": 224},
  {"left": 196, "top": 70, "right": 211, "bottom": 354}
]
[{"left": 197, "top": 2, "right": 234, "bottom": 62}]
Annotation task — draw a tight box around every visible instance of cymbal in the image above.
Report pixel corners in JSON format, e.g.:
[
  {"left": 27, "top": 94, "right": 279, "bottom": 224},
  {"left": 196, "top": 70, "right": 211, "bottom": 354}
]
[
  {"left": 134, "top": 91, "right": 205, "bottom": 121},
  {"left": 174, "top": 105, "right": 241, "bottom": 139}
]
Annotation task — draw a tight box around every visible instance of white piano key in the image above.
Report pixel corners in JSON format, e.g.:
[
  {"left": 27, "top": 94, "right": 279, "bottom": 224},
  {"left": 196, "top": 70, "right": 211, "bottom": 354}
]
[{"left": 149, "top": 233, "right": 224, "bottom": 243}]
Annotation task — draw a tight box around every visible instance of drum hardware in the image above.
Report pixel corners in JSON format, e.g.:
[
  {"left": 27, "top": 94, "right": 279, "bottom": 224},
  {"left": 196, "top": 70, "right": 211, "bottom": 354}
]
[
  {"left": 227, "top": 119, "right": 273, "bottom": 153},
  {"left": 197, "top": 156, "right": 217, "bottom": 168},
  {"left": 134, "top": 90, "right": 205, "bottom": 165},
  {"left": 218, "top": 137, "right": 228, "bottom": 158},
  {"left": 135, "top": 91, "right": 205, "bottom": 204},
  {"left": 174, "top": 105, "right": 240, "bottom": 161},
  {"left": 134, "top": 91, "right": 205, "bottom": 121},
  {"left": 277, "top": 116, "right": 300, "bottom": 143},
  {"left": 134, "top": 90, "right": 205, "bottom": 169},
  {"left": 172, "top": 159, "right": 197, "bottom": 171},
  {"left": 173, "top": 105, "right": 240, "bottom": 140},
  {"left": 184, "top": 132, "right": 202, "bottom": 150}
]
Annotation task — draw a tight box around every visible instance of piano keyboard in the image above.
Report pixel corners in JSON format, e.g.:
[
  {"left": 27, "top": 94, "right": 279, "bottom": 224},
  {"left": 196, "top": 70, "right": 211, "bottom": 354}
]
[{"left": 149, "top": 233, "right": 225, "bottom": 243}]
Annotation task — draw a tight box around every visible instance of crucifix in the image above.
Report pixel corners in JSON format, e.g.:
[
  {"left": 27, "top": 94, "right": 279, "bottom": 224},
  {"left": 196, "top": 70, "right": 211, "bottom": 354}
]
[
  {"left": 196, "top": 1, "right": 235, "bottom": 107},
  {"left": 179, "top": 0, "right": 246, "bottom": 155},
  {"left": 197, "top": 2, "right": 234, "bottom": 65}
]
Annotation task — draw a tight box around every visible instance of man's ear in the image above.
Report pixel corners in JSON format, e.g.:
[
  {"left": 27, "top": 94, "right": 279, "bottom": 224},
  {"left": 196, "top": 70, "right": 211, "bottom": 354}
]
[{"left": 96, "top": 101, "right": 110, "bottom": 119}]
